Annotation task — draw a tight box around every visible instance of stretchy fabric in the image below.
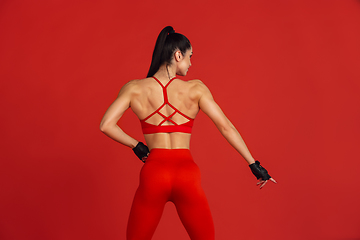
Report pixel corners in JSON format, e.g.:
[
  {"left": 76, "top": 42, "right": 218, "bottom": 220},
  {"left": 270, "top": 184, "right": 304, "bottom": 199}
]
[
  {"left": 140, "top": 77, "right": 194, "bottom": 134},
  {"left": 127, "top": 149, "right": 215, "bottom": 240}
]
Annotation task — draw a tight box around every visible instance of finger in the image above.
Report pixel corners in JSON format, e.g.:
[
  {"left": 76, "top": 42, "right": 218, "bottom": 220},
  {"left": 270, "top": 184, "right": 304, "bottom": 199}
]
[
  {"left": 270, "top": 178, "right": 277, "bottom": 183},
  {"left": 260, "top": 180, "right": 268, "bottom": 189},
  {"left": 256, "top": 179, "right": 264, "bottom": 185},
  {"left": 260, "top": 181, "right": 267, "bottom": 189}
]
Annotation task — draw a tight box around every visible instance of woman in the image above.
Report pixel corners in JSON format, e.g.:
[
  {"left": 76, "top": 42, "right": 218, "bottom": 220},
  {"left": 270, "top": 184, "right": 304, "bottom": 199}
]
[{"left": 100, "top": 26, "right": 276, "bottom": 240}]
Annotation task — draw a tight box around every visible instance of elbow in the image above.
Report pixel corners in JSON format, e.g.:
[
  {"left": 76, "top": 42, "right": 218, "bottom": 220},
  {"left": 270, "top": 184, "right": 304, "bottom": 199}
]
[
  {"left": 99, "top": 120, "right": 109, "bottom": 133},
  {"left": 219, "top": 123, "right": 235, "bottom": 136},
  {"left": 99, "top": 125, "right": 105, "bottom": 133},
  {"left": 99, "top": 124, "right": 106, "bottom": 133}
]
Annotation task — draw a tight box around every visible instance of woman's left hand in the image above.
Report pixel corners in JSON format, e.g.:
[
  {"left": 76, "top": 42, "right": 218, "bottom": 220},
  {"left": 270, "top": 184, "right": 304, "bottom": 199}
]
[{"left": 132, "top": 142, "right": 150, "bottom": 163}]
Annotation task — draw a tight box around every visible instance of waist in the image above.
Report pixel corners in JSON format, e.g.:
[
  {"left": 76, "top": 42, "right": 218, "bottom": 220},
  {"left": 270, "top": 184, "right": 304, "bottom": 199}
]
[
  {"left": 147, "top": 148, "right": 193, "bottom": 161},
  {"left": 144, "top": 132, "right": 191, "bottom": 150}
]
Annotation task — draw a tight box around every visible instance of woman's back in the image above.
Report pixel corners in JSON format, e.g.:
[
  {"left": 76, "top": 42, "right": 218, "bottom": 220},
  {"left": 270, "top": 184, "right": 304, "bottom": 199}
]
[{"left": 129, "top": 77, "right": 202, "bottom": 150}]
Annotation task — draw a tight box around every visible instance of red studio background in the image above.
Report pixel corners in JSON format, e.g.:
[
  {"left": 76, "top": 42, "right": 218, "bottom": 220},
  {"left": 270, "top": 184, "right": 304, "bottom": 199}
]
[{"left": 1, "top": 1, "right": 359, "bottom": 240}]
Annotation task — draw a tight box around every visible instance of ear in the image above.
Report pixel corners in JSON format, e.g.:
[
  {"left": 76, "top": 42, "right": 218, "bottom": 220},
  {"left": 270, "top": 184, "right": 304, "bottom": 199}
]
[{"left": 174, "top": 50, "right": 183, "bottom": 62}]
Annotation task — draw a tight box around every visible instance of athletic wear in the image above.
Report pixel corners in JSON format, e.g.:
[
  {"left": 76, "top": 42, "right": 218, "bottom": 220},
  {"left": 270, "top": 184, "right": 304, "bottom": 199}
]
[
  {"left": 249, "top": 160, "right": 271, "bottom": 180},
  {"left": 140, "top": 77, "right": 194, "bottom": 134},
  {"left": 127, "top": 149, "right": 215, "bottom": 240},
  {"left": 132, "top": 142, "right": 149, "bottom": 163}
]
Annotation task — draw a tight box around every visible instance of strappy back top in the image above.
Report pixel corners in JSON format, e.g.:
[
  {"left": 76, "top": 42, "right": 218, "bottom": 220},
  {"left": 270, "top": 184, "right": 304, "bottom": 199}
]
[{"left": 140, "top": 76, "right": 194, "bottom": 134}]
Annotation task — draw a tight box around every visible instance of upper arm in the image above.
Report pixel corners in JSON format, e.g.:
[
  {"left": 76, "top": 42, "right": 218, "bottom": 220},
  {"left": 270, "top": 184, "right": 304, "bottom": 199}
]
[
  {"left": 197, "top": 81, "right": 232, "bottom": 130},
  {"left": 100, "top": 81, "right": 136, "bottom": 127}
]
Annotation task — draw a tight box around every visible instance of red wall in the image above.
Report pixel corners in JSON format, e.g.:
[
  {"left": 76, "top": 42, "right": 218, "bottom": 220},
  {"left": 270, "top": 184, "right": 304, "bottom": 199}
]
[{"left": 1, "top": 1, "right": 359, "bottom": 239}]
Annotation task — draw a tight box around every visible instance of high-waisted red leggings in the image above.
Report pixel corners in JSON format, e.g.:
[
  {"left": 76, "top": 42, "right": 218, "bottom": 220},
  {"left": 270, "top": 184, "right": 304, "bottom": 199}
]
[{"left": 127, "top": 148, "right": 215, "bottom": 240}]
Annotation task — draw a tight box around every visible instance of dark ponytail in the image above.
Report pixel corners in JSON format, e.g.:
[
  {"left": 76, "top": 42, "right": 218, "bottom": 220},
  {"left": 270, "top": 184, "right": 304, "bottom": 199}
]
[{"left": 147, "top": 26, "right": 191, "bottom": 77}]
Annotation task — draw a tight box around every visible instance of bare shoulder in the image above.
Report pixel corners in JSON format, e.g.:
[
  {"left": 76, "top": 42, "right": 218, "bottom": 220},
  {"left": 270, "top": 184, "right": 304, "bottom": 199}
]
[
  {"left": 187, "top": 79, "right": 211, "bottom": 94},
  {"left": 118, "top": 78, "right": 149, "bottom": 96},
  {"left": 180, "top": 79, "right": 211, "bottom": 103},
  {"left": 119, "top": 79, "right": 138, "bottom": 92},
  {"left": 187, "top": 79, "right": 204, "bottom": 85}
]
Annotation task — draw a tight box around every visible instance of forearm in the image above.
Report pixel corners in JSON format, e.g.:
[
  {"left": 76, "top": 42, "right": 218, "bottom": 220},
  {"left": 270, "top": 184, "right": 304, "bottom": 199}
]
[
  {"left": 100, "top": 124, "right": 138, "bottom": 149},
  {"left": 218, "top": 123, "right": 255, "bottom": 165}
]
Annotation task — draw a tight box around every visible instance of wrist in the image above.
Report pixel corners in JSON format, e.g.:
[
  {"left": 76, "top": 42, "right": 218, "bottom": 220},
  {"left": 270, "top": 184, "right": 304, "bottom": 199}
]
[
  {"left": 130, "top": 140, "right": 139, "bottom": 149},
  {"left": 247, "top": 158, "right": 256, "bottom": 165}
]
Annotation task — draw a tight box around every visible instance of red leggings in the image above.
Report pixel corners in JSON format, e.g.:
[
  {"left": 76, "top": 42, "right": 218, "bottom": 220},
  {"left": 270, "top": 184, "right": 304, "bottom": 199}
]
[{"left": 126, "top": 149, "right": 215, "bottom": 240}]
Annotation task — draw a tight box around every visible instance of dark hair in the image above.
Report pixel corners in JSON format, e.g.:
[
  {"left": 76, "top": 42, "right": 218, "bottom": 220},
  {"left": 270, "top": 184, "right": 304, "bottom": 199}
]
[{"left": 147, "top": 26, "right": 191, "bottom": 77}]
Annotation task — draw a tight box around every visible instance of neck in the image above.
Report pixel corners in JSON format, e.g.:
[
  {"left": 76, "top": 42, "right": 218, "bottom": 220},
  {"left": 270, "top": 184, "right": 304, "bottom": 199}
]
[{"left": 154, "top": 64, "right": 176, "bottom": 80}]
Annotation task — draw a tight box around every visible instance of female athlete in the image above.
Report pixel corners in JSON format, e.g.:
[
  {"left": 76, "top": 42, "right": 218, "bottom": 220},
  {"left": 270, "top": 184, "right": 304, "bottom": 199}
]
[{"left": 100, "top": 26, "right": 276, "bottom": 240}]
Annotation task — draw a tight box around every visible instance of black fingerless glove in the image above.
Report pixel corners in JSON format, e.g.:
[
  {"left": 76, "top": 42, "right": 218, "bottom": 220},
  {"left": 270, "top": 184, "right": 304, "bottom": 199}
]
[
  {"left": 132, "top": 142, "right": 149, "bottom": 163},
  {"left": 249, "top": 161, "right": 271, "bottom": 180}
]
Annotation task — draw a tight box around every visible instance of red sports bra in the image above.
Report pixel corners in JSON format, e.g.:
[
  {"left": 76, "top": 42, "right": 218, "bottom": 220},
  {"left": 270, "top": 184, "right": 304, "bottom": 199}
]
[{"left": 140, "top": 76, "right": 194, "bottom": 134}]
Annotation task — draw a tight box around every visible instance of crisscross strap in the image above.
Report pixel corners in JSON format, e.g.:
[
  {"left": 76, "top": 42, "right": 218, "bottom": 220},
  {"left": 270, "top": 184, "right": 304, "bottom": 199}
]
[{"left": 140, "top": 76, "right": 194, "bottom": 134}]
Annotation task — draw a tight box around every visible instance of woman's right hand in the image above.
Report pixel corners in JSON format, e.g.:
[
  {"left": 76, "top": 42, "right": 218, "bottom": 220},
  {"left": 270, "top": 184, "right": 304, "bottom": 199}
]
[{"left": 249, "top": 161, "right": 277, "bottom": 189}]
